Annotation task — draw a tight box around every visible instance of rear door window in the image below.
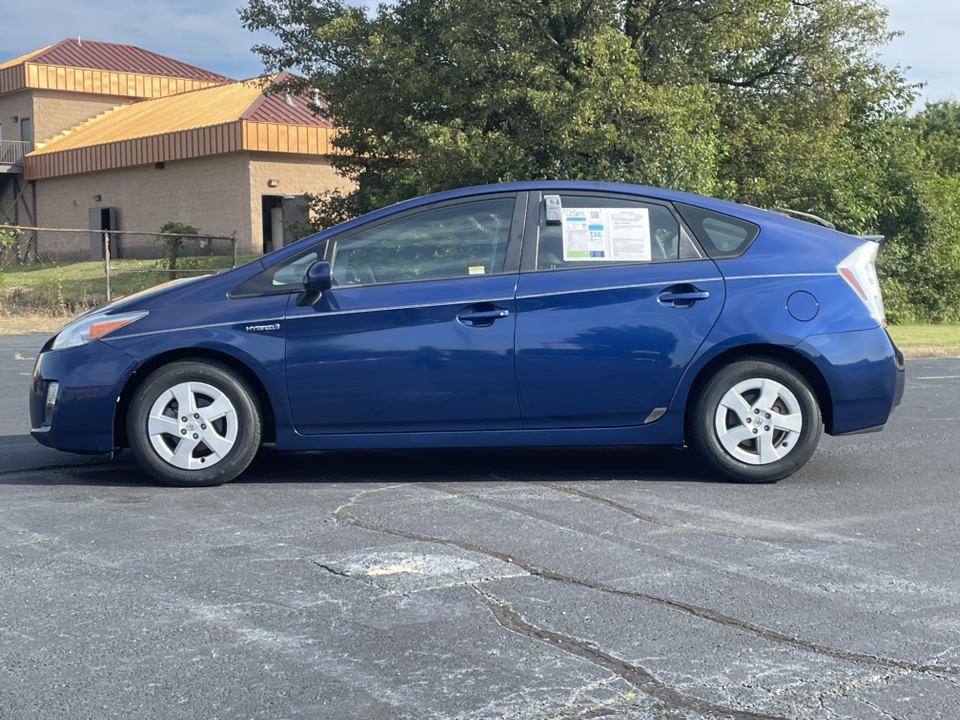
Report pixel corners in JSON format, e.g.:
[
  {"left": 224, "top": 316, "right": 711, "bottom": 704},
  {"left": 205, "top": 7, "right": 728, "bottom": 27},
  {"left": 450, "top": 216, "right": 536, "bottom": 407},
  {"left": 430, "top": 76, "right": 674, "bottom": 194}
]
[{"left": 531, "top": 194, "right": 701, "bottom": 271}]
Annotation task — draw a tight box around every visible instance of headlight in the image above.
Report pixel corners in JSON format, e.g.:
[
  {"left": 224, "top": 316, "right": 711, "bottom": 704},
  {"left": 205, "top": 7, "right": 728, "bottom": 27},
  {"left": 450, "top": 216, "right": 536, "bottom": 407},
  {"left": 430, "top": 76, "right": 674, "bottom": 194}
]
[{"left": 51, "top": 310, "right": 149, "bottom": 350}]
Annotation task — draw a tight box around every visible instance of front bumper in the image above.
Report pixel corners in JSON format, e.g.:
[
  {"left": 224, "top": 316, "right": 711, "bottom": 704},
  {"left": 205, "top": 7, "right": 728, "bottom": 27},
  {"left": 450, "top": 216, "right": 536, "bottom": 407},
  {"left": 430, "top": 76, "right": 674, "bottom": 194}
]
[
  {"left": 798, "top": 325, "right": 905, "bottom": 436},
  {"left": 30, "top": 340, "right": 140, "bottom": 454}
]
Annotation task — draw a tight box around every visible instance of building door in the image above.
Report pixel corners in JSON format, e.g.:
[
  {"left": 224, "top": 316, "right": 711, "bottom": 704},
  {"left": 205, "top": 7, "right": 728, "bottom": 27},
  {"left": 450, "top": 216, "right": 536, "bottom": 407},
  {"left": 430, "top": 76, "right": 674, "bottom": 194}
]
[
  {"left": 262, "top": 194, "right": 311, "bottom": 253},
  {"left": 89, "top": 207, "right": 118, "bottom": 259},
  {"left": 261, "top": 195, "right": 282, "bottom": 253},
  {"left": 19, "top": 116, "right": 33, "bottom": 146}
]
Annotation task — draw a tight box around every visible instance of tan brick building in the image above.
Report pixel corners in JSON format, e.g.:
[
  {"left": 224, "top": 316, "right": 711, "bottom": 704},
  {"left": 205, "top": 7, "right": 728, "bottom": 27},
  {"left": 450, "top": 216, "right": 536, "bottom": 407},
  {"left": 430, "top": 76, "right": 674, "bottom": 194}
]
[{"left": 0, "top": 39, "right": 347, "bottom": 256}]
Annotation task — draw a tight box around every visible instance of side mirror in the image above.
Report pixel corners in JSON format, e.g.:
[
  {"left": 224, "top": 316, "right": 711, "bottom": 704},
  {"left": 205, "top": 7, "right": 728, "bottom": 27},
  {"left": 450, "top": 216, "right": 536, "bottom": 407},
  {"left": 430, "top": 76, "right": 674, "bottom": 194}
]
[
  {"left": 297, "top": 260, "right": 332, "bottom": 306},
  {"left": 303, "top": 260, "right": 332, "bottom": 292}
]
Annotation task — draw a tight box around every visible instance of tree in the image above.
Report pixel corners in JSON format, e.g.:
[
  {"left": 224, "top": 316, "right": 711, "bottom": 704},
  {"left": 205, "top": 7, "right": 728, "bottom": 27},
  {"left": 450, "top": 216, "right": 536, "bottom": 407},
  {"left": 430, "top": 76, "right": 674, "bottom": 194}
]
[
  {"left": 241, "top": 0, "right": 911, "bottom": 227},
  {"left": 913, "top": 99, "right": 960, "bottom": 176},
  {"left": 873, "top": 101, "right": 960, "bottom": 323}
]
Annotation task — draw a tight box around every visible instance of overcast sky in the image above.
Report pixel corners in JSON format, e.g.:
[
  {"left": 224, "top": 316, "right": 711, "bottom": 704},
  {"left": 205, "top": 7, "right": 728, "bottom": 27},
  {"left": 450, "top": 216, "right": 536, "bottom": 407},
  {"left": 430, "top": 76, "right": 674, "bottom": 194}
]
[
  {"left": 881, "top": 0, "right": 959, "bottom": 108},
  {"left": 0, "top": 0, "right": 955, "bottom": 110}
]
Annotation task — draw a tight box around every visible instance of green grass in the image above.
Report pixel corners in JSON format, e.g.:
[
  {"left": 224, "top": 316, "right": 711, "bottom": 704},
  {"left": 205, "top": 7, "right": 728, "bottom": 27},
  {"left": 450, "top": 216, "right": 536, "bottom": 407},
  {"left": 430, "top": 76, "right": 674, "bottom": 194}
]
[
  {"left": 0, "top": 256, "right": 260, "bottom": 314},
  {"left": 888, "top": 324, "right": 960, "bottom": 350}
]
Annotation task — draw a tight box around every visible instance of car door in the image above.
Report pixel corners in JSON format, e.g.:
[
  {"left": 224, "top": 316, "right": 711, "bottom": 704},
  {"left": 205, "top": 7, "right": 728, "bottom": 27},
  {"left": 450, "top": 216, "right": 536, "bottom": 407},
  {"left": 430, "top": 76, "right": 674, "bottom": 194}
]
[
  {"left": 283, "top": 193, "right": 525, "bottom": 434},
  {"left": 515, "top": 190, "right": 725, "bottom": 429}
]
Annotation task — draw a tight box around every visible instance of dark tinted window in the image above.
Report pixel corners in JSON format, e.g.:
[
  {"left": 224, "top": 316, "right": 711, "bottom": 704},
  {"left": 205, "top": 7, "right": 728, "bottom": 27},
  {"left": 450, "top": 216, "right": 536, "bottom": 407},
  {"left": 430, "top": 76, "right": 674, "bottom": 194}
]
[{"left": 675, "top": 203, "right": 760, "bottom": 258}]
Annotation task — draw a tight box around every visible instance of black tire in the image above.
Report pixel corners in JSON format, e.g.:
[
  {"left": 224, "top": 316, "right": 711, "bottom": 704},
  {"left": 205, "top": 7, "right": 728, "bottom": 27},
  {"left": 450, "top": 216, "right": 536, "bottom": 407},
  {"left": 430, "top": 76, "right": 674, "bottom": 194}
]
[
  {"left": 127, "top": 360, "right": 262, "bottom": 487},
  {"left": 690, "top": 357, "right": 822, "bottom": 483}
]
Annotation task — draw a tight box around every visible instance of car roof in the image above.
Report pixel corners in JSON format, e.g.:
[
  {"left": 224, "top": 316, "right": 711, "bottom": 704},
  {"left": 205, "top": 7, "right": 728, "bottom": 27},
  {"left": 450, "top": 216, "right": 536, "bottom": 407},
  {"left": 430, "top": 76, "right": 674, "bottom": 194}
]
[
  {"left": 402, "top": 181, "right": 761, "bottom": 216},
  {"left": 271, "top": 181, "right": 844, "bottom": 265}
]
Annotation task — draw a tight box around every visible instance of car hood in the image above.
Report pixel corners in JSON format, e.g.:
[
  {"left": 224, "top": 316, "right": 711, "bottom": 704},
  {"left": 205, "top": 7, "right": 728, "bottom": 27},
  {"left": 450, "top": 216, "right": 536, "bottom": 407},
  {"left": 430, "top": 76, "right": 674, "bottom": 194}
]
[{"left": 94, "top": 275, "right": 212, "bottom": 316}]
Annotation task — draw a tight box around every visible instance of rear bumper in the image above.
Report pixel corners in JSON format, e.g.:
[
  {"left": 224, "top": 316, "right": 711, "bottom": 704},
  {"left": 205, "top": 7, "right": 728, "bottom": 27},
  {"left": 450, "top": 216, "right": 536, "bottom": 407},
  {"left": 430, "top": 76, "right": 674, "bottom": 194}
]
[
  {"left": 30, "top": 340, "right": 140, "bottom": 454},
  {"left": 798, "top": 326, "right": 905, "bottom": 436}
]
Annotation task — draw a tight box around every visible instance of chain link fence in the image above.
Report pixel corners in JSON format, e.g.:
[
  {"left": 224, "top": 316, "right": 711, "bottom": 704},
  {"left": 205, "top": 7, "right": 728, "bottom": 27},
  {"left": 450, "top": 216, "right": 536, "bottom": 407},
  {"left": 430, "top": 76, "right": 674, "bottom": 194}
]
[{"left": 0, "top": 225, "right": 243, "bottom": 315}]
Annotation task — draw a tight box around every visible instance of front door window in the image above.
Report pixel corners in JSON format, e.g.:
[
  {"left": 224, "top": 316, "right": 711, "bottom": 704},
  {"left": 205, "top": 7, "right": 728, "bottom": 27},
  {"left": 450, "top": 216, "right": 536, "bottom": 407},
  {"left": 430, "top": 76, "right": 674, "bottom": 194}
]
[{"left": 331, "top": 198, "right": 514, "bottom": 286}]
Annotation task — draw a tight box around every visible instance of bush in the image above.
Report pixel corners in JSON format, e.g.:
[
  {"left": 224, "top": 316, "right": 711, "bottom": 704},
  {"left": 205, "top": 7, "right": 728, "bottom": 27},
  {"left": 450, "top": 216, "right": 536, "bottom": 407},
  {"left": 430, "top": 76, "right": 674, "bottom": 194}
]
[{"left": 159, "top": 222, "right": 201, "bottom": 281}]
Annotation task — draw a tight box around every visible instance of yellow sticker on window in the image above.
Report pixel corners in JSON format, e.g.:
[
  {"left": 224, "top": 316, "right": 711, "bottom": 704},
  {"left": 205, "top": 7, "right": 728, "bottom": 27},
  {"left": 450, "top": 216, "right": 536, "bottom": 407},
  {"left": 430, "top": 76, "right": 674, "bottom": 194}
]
[{"left": 468, "top": 266, "right": 485, "bottom": 275}]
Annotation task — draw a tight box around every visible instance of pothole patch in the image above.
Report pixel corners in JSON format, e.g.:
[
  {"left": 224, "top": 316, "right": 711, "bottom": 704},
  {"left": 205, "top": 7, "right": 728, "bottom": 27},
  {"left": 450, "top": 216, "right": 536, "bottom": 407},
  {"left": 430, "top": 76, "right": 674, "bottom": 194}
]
[{"left": 315, "top": 542, "right": 528, "bottom": 593}]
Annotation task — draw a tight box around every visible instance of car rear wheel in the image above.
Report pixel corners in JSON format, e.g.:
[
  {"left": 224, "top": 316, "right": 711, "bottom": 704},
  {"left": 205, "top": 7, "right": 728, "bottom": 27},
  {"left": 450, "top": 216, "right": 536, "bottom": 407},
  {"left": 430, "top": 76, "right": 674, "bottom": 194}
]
[
  {"left": 127, "top": 360, "right": 262, "bottom": 487},
  {"left": 690, "top": 358, "right": 822, "bottom": 483}
]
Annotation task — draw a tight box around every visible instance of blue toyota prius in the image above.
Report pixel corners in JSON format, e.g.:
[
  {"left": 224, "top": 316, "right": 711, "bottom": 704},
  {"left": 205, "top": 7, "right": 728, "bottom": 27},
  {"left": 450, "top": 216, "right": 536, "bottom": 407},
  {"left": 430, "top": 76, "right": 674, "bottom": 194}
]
[{"left": 30, "top": 182, "right": 905, "bottom": 486}]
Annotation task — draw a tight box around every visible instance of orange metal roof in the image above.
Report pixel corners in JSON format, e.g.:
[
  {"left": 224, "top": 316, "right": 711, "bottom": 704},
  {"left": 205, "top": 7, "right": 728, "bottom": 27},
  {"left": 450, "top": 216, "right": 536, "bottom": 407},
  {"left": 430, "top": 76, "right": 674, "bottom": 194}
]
[
  {"left": 31, "top": 77, "right": 333, "bottom": 156},
  {"left": 2, "top": 38, "right": 231, "bottom": 82},
  {"left": 32, "top": 80, "right": 265, "bottom": 154}
]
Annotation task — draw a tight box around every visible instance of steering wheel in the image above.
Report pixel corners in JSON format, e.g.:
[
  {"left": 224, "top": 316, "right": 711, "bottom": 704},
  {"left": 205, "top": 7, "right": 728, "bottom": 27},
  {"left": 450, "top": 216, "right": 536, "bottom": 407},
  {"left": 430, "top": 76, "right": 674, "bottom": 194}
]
[{"left": 346, "top": 263, "right": 378, "bottom": 285}]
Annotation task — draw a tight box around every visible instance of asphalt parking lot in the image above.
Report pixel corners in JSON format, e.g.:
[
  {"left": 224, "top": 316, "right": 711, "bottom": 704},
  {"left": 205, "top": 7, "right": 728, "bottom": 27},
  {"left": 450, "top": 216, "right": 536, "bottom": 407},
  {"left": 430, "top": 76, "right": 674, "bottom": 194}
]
[{"left": 1, "top": 333, "right": 959, "bottom": 720}]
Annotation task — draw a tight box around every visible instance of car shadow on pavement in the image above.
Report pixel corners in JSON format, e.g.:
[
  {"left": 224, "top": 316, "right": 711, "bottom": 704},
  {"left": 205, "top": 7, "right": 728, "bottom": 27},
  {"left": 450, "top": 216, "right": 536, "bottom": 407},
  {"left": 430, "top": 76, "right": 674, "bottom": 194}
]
[
  {"left": 235, "top": 445, "right": 719, "bottom": 486},
  {"left": 0, "top": 433, "right": 720, "bottom": 487}
]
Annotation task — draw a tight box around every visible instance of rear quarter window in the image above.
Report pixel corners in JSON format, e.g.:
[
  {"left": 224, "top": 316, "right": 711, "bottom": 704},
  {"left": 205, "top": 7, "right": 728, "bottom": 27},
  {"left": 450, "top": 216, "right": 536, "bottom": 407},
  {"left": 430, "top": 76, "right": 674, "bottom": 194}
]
[{"left": 675, "top": 203, "right": 760, "bottom": 258}]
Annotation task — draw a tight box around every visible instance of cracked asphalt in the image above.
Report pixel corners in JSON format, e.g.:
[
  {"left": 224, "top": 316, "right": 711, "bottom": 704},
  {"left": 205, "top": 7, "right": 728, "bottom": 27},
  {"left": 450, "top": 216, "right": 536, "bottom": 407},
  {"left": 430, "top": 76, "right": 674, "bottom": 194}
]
[{"left": 1, "top": 333, "right": 959, "bottom": 720}]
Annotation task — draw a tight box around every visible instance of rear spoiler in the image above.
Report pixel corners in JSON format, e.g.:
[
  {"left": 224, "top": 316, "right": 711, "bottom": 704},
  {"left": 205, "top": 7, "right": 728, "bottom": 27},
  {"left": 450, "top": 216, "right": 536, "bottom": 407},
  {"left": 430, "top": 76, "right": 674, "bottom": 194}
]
[
  {"left": 766, "top": 208, "right": 886, "bottom": 244},
  {"left": 769, "top": 208, "right": 836, "bottom": 230},
  {"left": 770, "top": 210, "right": 886, "bottom": 243}
]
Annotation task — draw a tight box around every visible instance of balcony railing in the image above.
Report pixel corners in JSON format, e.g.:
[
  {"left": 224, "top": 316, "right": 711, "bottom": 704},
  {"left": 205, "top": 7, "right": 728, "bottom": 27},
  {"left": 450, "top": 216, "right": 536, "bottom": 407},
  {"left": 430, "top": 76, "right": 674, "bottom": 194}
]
[{"left": 0, "top": 140, "right": 33, "bottom": 170}]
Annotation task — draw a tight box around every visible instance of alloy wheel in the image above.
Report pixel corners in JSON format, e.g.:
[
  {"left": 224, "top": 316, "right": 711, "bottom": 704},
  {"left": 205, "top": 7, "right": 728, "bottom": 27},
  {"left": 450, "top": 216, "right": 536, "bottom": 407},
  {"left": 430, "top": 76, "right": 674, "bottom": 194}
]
[
  {"left": 713, "top": 378, "right": 804, "bottom": 465},
  {"left": 146, "top": 381, "right": 238, "bottom": 470}
]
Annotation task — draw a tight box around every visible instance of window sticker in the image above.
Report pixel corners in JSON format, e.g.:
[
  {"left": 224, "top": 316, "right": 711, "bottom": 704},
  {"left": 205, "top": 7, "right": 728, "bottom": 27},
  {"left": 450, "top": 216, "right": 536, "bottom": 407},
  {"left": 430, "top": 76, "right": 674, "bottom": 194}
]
[
  {"left": 468, "top": 265, "right": 486, "bottom": 275},
  {"left": 562, "top": 208, "right": 652, "bottom": 262},
  {"left": 561, "top": 209, "right": 603, "bottom": 259}
]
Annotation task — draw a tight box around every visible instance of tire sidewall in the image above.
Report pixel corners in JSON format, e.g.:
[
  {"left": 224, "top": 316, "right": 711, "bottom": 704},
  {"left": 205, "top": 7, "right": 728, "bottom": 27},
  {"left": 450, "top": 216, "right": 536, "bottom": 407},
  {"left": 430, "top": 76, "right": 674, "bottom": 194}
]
[
  {"left": 127, "top": 360, "right": 261, "bottom": 487},
  {"left": 692, "top": 359, "right": 822, "bottom": 483}
]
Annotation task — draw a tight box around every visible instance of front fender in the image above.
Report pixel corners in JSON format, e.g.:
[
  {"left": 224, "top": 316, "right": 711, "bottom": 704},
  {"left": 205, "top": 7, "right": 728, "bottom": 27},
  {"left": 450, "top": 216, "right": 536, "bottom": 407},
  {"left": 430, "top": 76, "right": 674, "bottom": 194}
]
[{"left": 104, "top": 325, "right": 293, "bottom": 435}]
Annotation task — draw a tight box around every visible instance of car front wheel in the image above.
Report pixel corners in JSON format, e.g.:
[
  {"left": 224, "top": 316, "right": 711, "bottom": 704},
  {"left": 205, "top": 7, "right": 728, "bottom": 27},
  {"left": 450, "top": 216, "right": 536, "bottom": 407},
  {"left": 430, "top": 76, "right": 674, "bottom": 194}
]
[
  {"left": 690, "top": 358, "right": 822, "bottom": 483},
  {"left": 127, "top": 360, "right": 262, "bottom": 487}
]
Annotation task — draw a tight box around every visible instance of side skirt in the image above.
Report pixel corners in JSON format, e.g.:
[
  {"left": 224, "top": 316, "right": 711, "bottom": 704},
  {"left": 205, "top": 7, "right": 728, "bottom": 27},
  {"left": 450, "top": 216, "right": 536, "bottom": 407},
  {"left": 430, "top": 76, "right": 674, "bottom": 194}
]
[{"left": 274, "top": 412, "right": 685, "bottom": 451}]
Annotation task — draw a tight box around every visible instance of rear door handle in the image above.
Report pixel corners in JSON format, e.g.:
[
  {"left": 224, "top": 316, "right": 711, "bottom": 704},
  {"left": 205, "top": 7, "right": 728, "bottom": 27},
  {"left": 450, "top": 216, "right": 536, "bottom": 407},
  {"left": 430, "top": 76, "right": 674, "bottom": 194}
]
[{"left": 658, "top": 286, "right": 710, "bottom": 308}]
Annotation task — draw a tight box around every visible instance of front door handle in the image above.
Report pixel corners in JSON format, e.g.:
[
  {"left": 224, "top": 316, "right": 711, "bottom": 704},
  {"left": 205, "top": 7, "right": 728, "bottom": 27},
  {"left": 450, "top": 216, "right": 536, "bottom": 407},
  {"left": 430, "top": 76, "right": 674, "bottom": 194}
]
[
  {"left": 457, "top": 304, "right": 510, "bottom": 327},
  {"left": 658, "top": 285, "right": 711, "bottom": 308}
]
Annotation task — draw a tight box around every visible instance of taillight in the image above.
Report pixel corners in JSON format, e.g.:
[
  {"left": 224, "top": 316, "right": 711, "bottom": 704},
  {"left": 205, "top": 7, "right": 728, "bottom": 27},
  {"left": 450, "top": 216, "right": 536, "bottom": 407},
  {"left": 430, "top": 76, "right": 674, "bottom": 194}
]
[{"left": 838, "top": 239, "right": 886, "bottom": 327}]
